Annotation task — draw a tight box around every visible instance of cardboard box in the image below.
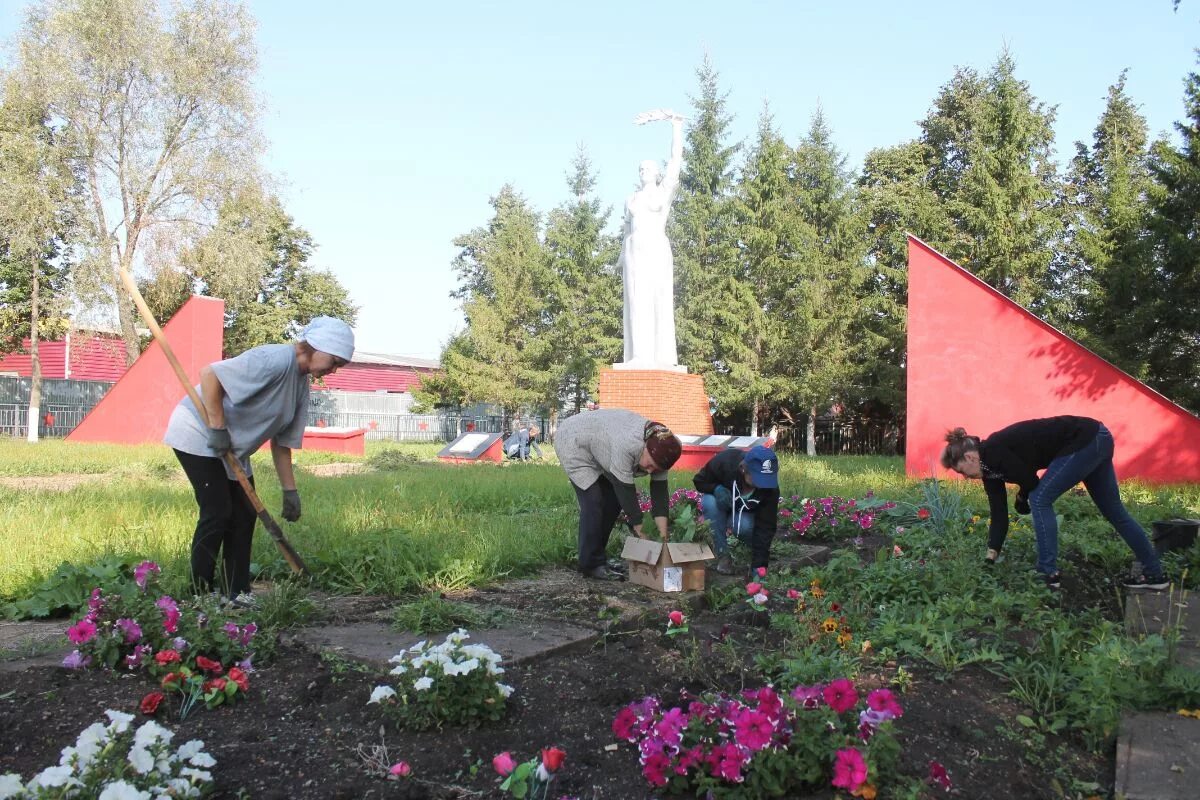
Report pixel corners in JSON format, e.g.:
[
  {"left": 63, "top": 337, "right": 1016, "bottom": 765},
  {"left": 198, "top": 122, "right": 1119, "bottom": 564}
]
[{"left": 620, "top": 538, "right": 714, "bottom": 592}]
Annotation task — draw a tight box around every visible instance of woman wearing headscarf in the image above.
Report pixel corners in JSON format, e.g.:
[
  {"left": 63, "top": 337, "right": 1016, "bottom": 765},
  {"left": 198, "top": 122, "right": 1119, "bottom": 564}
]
[
  {"left": 164, "top": 316, "right": 355, "bottom": 601},
  {"left": 555, "top": 409, "right": 682, "bottom": 580}
]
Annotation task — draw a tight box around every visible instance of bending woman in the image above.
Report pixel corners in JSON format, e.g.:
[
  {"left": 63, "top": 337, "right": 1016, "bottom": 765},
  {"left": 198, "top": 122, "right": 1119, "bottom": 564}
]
[
  {"left": 555, "top": 409, "right": 682, "bottom": 580},
  {"left": 941, "top": 416, "right": 1166, "bottom": 591},
  {"left": 164, "top": 316, "right": 354, "bottom": 600}
]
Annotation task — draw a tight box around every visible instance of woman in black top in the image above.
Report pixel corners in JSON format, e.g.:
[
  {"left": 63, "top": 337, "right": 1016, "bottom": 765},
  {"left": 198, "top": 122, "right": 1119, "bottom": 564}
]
[{"left": 941, "top": 416, "right": 1166, "bottom": 590}]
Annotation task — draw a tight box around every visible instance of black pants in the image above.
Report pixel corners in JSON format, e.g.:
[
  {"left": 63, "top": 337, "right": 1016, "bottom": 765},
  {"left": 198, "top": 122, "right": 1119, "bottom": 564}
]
[
  {"left": 573, "top": 476, "right": 623, "bottom": 571},
  {"left": 174, "top": 449, "right": 257, "bottom": 596}
]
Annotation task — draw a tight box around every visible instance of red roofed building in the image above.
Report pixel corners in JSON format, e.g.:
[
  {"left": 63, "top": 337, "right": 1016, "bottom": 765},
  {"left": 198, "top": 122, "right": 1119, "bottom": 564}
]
[
  {"left": 316, "top": 351, "right": 439, "bottom": 394},
  {"left": 0, "top": 332, "right": 129, "bottom": 381}
]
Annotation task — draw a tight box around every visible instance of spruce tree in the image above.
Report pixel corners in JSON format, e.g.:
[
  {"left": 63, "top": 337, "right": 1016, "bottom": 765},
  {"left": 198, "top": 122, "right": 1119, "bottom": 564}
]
[
  {"left": 1145, "top": 58, "right": 1200, "bottom": 411},
  {"left": 543, "top": 147, "right": 621, "bottom": 414},
  {"left": 671, "top": 56, "right": 745, "bottom": 413},
  {"left": 443, "top": 186, "right": 556, "bottom": 417},
  {"left": 1062, "top": 72, "right": 1155, "bottom": 375}
]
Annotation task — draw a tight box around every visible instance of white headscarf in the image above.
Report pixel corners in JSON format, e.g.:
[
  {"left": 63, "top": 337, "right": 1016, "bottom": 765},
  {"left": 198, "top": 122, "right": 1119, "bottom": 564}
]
[{"left": 302, "top": 316, "right": 355, "bottom": 362}]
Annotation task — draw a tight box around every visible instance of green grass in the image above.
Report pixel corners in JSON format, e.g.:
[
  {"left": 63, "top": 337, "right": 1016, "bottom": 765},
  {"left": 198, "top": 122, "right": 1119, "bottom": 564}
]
[{"left": 2, "top": 439, "right": 1197, "bottom": 606}]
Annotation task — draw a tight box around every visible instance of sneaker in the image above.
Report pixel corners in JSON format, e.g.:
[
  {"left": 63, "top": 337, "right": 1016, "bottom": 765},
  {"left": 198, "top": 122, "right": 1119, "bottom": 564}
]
[
  {"left": 1124, "top": 573, "right": 1169, "bottom": 591},
  {"left": 715, "top": 553, "right": 734, "bottom": 575},
  {"left": 228, "top": 592, "right": 260, "bottom": 610},
  {"left": 984, "top": 548, "right": 1000, "bottom": 566},
  {"left": 1043, "top": 572, "right": 1062, "bottom": 589},
  {"left": 582, "top": 565, "right": 620, "bottom": 581}
]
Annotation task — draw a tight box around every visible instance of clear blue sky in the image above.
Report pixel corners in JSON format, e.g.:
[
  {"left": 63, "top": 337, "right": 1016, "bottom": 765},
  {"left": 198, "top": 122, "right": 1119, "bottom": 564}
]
[{"left": 1, "top": 1, "right": 1197, "bottom": 359}]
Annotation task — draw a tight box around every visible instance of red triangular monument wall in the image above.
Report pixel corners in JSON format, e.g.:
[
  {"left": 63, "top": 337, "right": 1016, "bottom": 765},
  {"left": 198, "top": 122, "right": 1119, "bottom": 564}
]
[
  {"left": 906, "top": 235, "right": 1200, "bottom": 484},
  {"left": 68, "top": 296, "right": 225, "bottom": 444}
]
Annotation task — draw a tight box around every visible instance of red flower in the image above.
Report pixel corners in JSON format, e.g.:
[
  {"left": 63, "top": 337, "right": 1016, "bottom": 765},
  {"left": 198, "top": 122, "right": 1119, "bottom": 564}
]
[
  {"left": 667, "top": 610, "right": 685, "bottom": 627},
  {"left": 227, "top": 666, "right": 250, "bottom": 692},
  {"left": 140, "top": 691, "right": 164, "bottom": 715},
  {"left": 786, "top": 588, "right": 801, "bottom": 600},
  {"left": 928, "top": 760, "right": 953, "bottom": 792},
  {"left": 745, "top": 582, "right": 762, "bottom": 595},
  {"left": 830, "top": 602, "right": 841, "bottom": 612},
  {"left": 195, "top": 656, "right": 224, "bottom": 675},
  {"left": 540, "top": 747, "right": 566, "bottom": 772},
  {"left": 154, "top": 649, "right": 181, "bottom": 665},
  {"left": 203, "top": 677, "right": 228, "bottom": 693},
  {"left": 917, "top": 508, "right": 931, "bottom": 520}
]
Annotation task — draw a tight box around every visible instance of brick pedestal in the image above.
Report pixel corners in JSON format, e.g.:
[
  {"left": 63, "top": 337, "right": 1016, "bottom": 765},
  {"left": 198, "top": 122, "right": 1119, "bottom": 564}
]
[{"left": 598, "top": 368, "right": 713, "bottom": 435}]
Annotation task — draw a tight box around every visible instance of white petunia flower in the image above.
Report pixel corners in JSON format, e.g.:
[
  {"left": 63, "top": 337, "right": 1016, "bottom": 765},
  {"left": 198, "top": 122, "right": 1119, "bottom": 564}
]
[
  {"left": 458, "top": 657, "right": 480, "bottom": 674},
  {"left": 367, "top": 685, "right": 397, "bottom": 704},
  {"left": 0, "top": 774, "right": 25, "bottom": 799},
  {"left": 105, "top": 710, "right": 135, "bottom": 734},
  {"left": 497, "top": 683, "right": 514, "bottom": 698},
  {"left": 97, "top": 780, "right": 150, "bottom": 800},
  {"left": 134, "top": 720, "right": 173, "bottom": 749},
  {"left": 179, "top": 768, "right": 212, "bottom": 783},
  {"left": 186, "top": 751, "right": 216, "bottom": 769},
  {"left": 752, "top": 592, "right": 768, "bottom": 605},
  {"left": 389, "top": 664, "right": 408, "bottom": 675},
  {"left": 413, "top": 676, "right": 434, "bottom": 691},
  {"left": 128, "top": 746, "right": 156, "bottom": 775},
  {"left": 29, "top": 765, "right": 74, "bottom": 788},
  {"left": 174, "top": 741, "right": 206, "bottom": 761},
  {"left": 487, "top": 664, "right": 505, "bottom": 675}
]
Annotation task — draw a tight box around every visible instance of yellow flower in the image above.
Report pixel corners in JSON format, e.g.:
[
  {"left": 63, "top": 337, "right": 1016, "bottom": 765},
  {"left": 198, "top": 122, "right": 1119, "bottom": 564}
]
[
  {"left": 837, "top": 632, "right": 853, "bottom": 648},
  {"left": 810, "top": 586, "right": 826, "bottom": 599},
  {"left": 821, "top": 618, "right": 838, "bottom": 633},
  {"left": 854, "top": 783, "right": 877, "bottom": 800},
  {"left": 1177, "top": 709, "right": 1200, "bottom": 718}
]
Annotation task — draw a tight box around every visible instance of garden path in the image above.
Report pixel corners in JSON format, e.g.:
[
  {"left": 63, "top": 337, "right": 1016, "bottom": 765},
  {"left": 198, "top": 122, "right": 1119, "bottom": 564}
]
[{"left": 1116, "top": 589, "right": 1200, "bottom": 799}]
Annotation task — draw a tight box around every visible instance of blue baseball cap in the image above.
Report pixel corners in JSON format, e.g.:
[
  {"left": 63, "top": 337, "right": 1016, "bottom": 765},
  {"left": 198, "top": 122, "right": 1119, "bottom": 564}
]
[{"left": 743, "top": 445, "right": 779, "bottom": 489}]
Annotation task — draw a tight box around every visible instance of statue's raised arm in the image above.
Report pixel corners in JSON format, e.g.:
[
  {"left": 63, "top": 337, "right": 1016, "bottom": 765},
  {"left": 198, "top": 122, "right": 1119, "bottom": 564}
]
[{"left": 634, "top": 109, "right": 684, "bottom": 197}]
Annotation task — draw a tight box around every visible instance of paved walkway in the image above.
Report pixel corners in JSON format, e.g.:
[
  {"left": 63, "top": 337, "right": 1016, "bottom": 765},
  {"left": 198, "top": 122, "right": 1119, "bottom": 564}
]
[{"left": 1116, "top": 588, "right": 1200, "bottom": 800}]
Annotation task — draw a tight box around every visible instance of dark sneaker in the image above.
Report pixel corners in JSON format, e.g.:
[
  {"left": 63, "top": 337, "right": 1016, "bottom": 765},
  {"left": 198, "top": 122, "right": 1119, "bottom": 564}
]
[
  {"left": 582, "top": 566, "right": 620, "bottom": 581},
  {"left": 715, "top": 553, "right": 734, "bottom": 575},
  {"left": 1043, "top": 572, "right": 1062, "bottom": 589},
  {"left": 1124, "top": 573, "right": 1169, "bottom": 591}
]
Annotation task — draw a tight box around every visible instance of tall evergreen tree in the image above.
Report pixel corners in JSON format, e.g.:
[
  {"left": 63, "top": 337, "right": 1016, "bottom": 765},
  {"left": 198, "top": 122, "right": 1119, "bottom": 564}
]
[
  {"left": 776, "top": 110, "right": 867, "bottom": 454},
  {"left": 921, "top": 52, "right": 1061, "bottom": 307},
  {"left": 857, "top": 140, "right": 951, "bottom": 428},
  {"left": 733, "top": 106, "right": 803, "bottom": 433},
  {"left": 1062, "top": 72, "right": 1155, "bottom": 375},
  {"left": 671, "top": 56, "right": 746, "bottom": 414},
  {"left": 1145, "top": 58, "right": 1200, "bottom": 411},
  {"left": 440, "top": 185, "right": 555, "bottom": 417},
  {"left": 543, "top": 147, "right": 621, "bottom": 415}
]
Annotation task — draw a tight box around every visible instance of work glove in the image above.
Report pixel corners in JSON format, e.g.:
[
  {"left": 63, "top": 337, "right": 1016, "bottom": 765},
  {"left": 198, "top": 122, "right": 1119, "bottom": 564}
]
[
  {"left": 281, "top": 489, "right": 302, "bottom": 522},
  {"left": 206, "top": 426, "right": 232, "bottom": 457},
  {"left": 1014, "top": 494, "right": 1031, "bottom": 515}
]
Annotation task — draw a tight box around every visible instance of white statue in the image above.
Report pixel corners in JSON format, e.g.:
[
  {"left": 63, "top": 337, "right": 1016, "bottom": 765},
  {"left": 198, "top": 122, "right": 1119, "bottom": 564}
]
[{"left": 619, "top": 109, "right": 685, "bottom": 370}]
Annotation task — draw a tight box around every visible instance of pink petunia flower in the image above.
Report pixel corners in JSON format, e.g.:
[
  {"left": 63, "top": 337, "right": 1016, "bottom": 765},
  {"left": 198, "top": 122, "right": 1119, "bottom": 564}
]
[
  {"left": 745, "top": 582, "right": 762, "bottom": 595},
  {"left": 791, "top": 685, "right": 823, "bottom": 709},
  {"left": 115, "top": 618, "right": 142, "bottom": 644},
  {"left": 67, "top": 619, "right": 96, "bottom": 645},
  {"left": 867, "top": 688, "right": 903, "bottom": 718},
  {"left": 822, "top": 678, "right": 858, "bottom": 714},
  {"left": 389, "top": 761, "right": 411, "bottom": 778},
  {"left": 831, "top": 747, "right": 868, "bottom": 792},
  {"left": 133, "top": 561, "right": 160, "bottom": 589},
  {"left": 733, "top": 709, "right": 774, "bottom": 751}
]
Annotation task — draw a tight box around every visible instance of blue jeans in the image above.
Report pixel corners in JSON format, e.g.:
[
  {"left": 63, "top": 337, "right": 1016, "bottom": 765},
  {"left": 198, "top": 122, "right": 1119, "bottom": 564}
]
[
  {"left": 1028, "top": 426, "right": 1162, "bottom": 576},
  {"left": 700, "top": 489, "right": 754, "bottom": 555}
]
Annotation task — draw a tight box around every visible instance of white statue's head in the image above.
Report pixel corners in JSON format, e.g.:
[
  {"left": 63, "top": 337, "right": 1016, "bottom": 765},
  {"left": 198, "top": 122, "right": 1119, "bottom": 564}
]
[{"left": 639, "top": 159, "right": 660, "bottom": 187}]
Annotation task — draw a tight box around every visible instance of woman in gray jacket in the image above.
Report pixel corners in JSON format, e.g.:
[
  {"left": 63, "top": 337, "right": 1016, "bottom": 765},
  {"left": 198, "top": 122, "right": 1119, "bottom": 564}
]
[{"left": 555, "top": 409, "right": 682, "bottom": 580}]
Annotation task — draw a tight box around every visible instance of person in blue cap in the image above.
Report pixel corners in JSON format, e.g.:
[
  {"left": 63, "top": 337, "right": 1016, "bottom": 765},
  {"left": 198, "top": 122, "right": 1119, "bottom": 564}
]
[
  {"left": 693, "top": 445, "right": 780, "bottom": 575},
  {"left": 164, "top": 316, "right": 354, "bottom": 602}
]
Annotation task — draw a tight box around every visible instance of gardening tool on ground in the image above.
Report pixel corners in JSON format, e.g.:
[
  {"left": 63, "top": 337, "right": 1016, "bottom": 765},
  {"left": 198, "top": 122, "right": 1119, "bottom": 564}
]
[{"left": 117, "top": 267, "right": 309, "bottom": 576}]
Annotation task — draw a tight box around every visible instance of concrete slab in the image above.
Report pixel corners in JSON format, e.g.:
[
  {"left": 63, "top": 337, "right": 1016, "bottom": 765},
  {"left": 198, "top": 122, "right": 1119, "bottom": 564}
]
[
  {"left": 1124, "top": 590, "right": 1200, "bottom": 669},
  {"left": 1116, "top": 712, "right": 1200, "bottom": 800},
  {"left": 291, "top": 619, "right": 599, "bottom": 670},
  {"left": 0, "top": 620, "right": 70, "bottom": 673}
]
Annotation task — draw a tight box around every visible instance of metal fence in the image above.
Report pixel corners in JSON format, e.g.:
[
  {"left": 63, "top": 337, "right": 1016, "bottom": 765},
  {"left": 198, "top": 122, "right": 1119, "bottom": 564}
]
[{"left": 0, "top": 378, "right": 113, "bottom": 439}]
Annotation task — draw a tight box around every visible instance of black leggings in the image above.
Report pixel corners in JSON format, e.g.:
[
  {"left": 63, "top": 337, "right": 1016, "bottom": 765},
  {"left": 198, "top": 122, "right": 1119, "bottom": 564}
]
[{"left": 174, "top": 449, "right": 257, "bottom": 597}]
